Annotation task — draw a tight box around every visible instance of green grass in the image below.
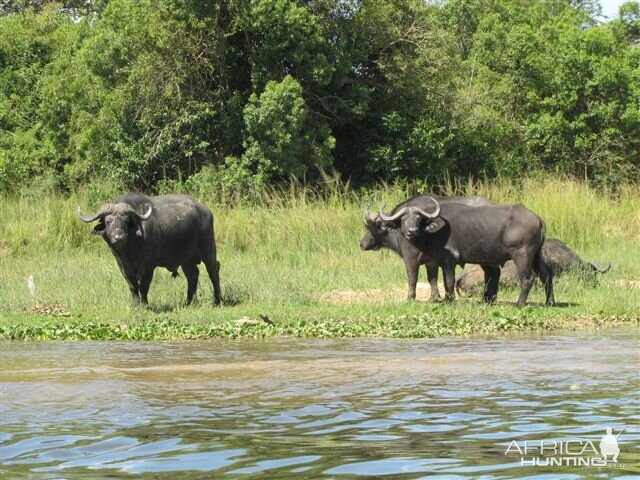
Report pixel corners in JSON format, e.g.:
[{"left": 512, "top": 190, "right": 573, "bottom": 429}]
[{"left": 1, "top": 178, "right": 639, "bottom": 340}]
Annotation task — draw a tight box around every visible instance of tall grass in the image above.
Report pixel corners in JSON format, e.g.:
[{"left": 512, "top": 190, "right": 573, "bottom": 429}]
[
  {"left": 2, "top": 177, "right": 637, "bottom": 257},
  {"left": 1, "top": 177, "right": 638, "bottom": 339}
]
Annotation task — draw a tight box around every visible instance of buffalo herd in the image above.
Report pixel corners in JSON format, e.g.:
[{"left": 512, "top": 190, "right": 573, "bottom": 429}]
[
  {"left": 78, "top": 192, "right": 609, "bottom": 307},
  {"left": 361, "top": 194, "right": 610, "bottom": 307}
]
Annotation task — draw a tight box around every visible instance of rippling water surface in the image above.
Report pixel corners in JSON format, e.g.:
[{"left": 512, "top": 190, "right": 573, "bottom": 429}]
[{"left": 1, "top": 329, "right": 639, "bottom": 479}]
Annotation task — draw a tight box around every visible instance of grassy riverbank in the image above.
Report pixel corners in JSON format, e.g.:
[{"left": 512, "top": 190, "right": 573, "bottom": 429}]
[{"left": 1, "top": 178, "right": 638, "bottom": 340}]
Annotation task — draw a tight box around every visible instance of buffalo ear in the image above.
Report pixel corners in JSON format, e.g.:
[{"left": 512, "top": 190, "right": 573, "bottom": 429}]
[
  {"left": 380, "top": 220, "right": 397, "bottom": 231},
  {"left": 135, "top": 226, "right": 143, "bottom": 237},
  {"left": 424, "top": 217, "right": 445, "bottom": 234},
  {"left": 92, "top": 221, "right": 105, "bottom": 236}
]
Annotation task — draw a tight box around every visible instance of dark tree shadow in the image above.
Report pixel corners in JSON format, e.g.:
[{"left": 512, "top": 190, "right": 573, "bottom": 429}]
[
  {"left": 447, "top": 296, "right": 578, "bottom": 308},
  {"left": 147, "top": 303, "right": 183, "bottom": 313}
]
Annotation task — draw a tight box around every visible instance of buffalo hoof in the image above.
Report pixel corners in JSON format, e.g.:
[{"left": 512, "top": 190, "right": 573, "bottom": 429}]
[{"left": 483, "top": 295, "right": 498, "bottom": 304}]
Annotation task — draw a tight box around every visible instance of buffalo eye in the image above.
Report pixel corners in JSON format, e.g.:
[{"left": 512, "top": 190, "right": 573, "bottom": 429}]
[{"left": 92, "top": 221, "right": 106, "bottom": 235}]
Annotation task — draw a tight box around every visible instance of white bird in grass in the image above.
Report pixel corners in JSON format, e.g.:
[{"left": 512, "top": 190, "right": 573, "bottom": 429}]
[{"left": 27, "top": 274, "right": 36, "bottom": 297}]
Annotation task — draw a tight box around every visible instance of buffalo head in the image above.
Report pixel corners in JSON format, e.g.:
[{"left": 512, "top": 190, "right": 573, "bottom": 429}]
[
  {"left": 360, "top": 207, "right": 396, "bottom": 251},
  {"left": 379, "top": 197, "right": 443, "bottom": 240},
  {"left": 78, "top": 203, "right": 152, "bottom": 248}
]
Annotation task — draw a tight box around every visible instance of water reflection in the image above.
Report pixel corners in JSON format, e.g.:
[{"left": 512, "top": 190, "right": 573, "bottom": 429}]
[{"left": 1, "top": 330, "right": 639, "bottom": 479}]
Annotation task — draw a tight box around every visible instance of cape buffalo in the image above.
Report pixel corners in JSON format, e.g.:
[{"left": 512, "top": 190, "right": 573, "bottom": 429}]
[
  {"left": 360, "top": 195, "right": 494, "bottom": 301},
  {"left": 78, "top": 193, "right": 221, "bottom": 306},
  {"left": 456, "top": 238, "right": 611, "bottom": 295},
  {"left": 380, "top": 197, "right": 555, "bottom": 306}
]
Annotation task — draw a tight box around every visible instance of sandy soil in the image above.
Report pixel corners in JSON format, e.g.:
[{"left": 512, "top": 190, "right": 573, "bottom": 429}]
[
  {"left": 614, "top": 279, "right": 640, "bottom": 289},
  {"left": 317, "top": 282, "right": 447, "bottom": 305},
  {"left": 319, "top": 279, "right": 640, "bottom": 305}
]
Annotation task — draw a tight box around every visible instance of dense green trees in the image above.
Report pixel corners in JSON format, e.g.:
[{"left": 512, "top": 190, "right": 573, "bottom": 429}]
[{"left": 1, "top": 0, "right": 638, "bottom": 193}]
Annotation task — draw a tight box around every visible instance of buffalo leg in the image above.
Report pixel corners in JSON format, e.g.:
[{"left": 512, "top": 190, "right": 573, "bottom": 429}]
[
  {"left": 139, "top": 269, "right": 154, "bottom": 305},
  {"left": 481, "top": 266, "right": 501, "bottom": 303},
  {"left": 115, "top": 259, "right": 141, "bottom": 305},
  {"left": 442, "top": 262, "right": 456, "bottom": 302},
  {"left": 534, "top": 254, "right": 555, "bottom": 306},
  {"left": 426, "top": 265, "right": 440, "bottom": 301},
  {"left": 127, "top": 279, "right": 141, "bottom": 305},
  {"left": 513, "top": 255, "right": 536, "bottom": 307},
  {"left": 403, "top": 258, "right": 420, "bottom": 300},
  {"left": 201, "top": 243, "right": 222, "bottom": 306},
  {"left": 182, "top": 263, "right": 200, "bottom": 305}
]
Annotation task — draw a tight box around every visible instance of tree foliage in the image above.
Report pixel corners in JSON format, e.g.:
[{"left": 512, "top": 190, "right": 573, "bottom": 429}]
[{"left": 1, "top": 0, "right": 638, "bottom": 193}]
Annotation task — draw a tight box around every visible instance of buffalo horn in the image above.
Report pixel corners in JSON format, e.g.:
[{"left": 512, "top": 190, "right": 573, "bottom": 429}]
[
  {"left": 77, "top": 204, "right": 113, "bottom": 223},
  {"left": 378, "top": 203, "right": 408, "bottom": 222},
  {"left": 588, "top": 261, "right": 611, "bottom": 274},
  {"left": 411, "top": 196, "right": 441, "bottom": 219},
  {"left": 363, "top": 206, "right": 379, "bottom": 223},
  {"left": 134, "top": 205, "right": 153, "bottom": 221}
]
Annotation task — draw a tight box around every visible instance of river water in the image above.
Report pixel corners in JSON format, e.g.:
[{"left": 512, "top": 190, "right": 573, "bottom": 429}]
[{"left": 1, "top": 330, "right": 638, "bottom": 479}]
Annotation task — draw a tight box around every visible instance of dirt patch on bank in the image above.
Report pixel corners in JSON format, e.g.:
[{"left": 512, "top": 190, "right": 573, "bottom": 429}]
[
  {"left": 320, "top": 279, "right": 640, "bottom": 305},
  {"left": 614, "top": 279, "right": 640, "bottom": 289},
  {"left": 318, "top": 283, "right": 447, "bottom": 305},
  {"left": 30, "top": 303, "right": 72, "bottom": 317}
]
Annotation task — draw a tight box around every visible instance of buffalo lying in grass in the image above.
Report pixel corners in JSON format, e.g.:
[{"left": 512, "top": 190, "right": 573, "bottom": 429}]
[
  {"left": 456, "top": 238, "right": 611, "bottom": 296},
  {"left": 78, "top": 193, "right": 221, "bottom": 306}
]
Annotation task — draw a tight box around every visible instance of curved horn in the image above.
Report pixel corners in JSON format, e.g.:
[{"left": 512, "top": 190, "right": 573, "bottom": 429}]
[
  {"left": 378, "top": 203, "right": 408, "bottom": 222},
  {"left": 588, "top": 261, "right": 611, "bottom": 274},
  {"left": 77, "top": 203, "right": 113, "bottom": 223},
  {"left": 411, "top": 196, "right": 441, "bottom": 219},
  {"left": 363, "top": 206, "right": 379, "bottom": 223},
  {"left": 134, "top": 204, "right": 152, "bottom": 221}
]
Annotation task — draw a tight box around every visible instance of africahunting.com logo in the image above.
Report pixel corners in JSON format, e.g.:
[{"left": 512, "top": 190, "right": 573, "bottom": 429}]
[{"left": 504, "top": 427, "right": 626, "bottom": 467}]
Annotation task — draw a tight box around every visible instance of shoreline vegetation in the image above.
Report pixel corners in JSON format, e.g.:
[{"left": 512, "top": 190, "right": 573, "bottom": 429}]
[{"left": 1, "top": 178, "right": 639, "bottom": 340}]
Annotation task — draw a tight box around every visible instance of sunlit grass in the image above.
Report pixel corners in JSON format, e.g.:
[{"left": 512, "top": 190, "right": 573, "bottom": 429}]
[{"left": 1, "top": 177, "right": 638, "bottom": 339}]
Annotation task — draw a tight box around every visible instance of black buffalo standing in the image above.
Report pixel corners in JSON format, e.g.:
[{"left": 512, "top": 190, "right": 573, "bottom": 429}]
[
  {"left": 360, "top": 195, "right": 494, "bottom": 301},
  {"left": 379, "top": 197, "right": 555, "bottom": 306},
  {"left": 78, "top": 193, "right": 222, "bottom": 306}
]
